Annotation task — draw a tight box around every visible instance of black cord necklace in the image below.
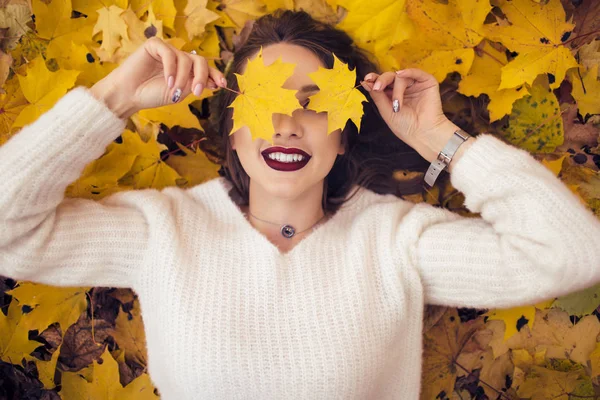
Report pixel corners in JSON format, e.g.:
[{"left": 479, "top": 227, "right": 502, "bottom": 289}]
[{"left": 247, "top": 211, "right": 328, "bottom": 239}]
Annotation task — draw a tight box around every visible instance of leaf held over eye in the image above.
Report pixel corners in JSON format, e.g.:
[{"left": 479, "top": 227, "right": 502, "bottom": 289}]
[
  {"left": 228, "top": 47, "right": 300, "bottom": 145},
  {"left": 306, "top": 53, "right": 368, "bottom": 134}
]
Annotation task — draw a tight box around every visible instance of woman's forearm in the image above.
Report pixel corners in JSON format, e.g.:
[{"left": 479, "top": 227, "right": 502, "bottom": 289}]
[{"left": 90, "top": 78, "right": 138, "bottom": 120}]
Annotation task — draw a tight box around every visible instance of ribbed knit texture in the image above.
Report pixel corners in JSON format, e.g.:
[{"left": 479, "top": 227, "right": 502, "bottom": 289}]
[{"left": 1, "top": 86, "right": 600, "bottom": 399}]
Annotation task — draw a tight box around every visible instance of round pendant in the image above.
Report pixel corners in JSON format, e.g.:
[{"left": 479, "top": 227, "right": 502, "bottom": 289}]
[{"left": 280, "top": 224, "right": 295, "bottom": 238}]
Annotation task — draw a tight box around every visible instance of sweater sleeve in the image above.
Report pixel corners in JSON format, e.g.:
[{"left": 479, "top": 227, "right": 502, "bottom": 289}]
[
  {"left": 407, "top": 133, "right": 600, "bottom": 309},
  {"left": 0, "top": 86, "right": 156, "bottom": 289}
]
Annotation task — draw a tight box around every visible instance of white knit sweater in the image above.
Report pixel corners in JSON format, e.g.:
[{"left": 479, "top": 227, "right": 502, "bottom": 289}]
[{"left": 1, "top": 86, "right": 599, "bottom": 399}]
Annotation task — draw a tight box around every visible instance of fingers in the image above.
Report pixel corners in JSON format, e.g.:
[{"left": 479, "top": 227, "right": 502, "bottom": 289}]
[
  {"left": 145, "top": 37, "right": 227, "bottom": 104},
  {"left": 188, "top": 53, "right": 228, "bottom": 95},
  {"left": 189, "top": 54, "right": 208, "bottom": 96},
  {"left": 361, "top": 72, "right": 397, "bottom": 120},
  {"left": 172, "top": 55, "right": 193, "bottom": 102},
  {"left": 392, "top": 73, "right": 414, "bottom": 112},
  {"left": 361, "top": 68, "right": 435, "bottom": 120},
  {"left": 395, "top": 68, "right": 437, "bottom": 86},
  {"left": 207, "top": 66, "right": 226, "bottom": 90},
  {"left": 145, "top": 37, "right": 178, "bottom": 91}
]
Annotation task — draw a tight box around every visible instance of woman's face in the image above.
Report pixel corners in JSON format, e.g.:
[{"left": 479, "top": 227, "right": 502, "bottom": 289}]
[{"left": 229, "top": 42, "right": 345, "bottom": 200}]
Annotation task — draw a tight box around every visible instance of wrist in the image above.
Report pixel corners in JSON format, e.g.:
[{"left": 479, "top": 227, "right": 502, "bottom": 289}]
[
  {"left": 90, "top": 78, "right": 137, "bottom": 120},
  {"left": 415, "top": 120, "right": 474, "bottom": 174}
]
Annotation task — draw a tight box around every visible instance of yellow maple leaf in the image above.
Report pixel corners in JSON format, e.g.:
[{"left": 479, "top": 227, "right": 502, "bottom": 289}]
[
  {"left": 192, "top": 29, "right": 222, "bottom": 70},
  {"left": 92, "top": 5, "right": 130, "bottom": 59},
  {"left": 458, "top": 40, "right": 530, "bottom": 122},
  {"left": 336, "top": 0, "right": 414, "bottom": 59},
  {"left": 205, "top": 0, "right": 238, "bottom": 29},
  {"left": 569, "top": 65, "right": 600, "bottom": 118},
  {"left": 61, "top": 346, "right": 158, "bottom": 399},
  {"left": 512, "top": 348, "right": 547, "bottom": 370},
  {"left": 118, "top": 5, "right": 165, "bottom": 55},
  {"left": 67, "top": 129, "right": 186, "bottom": 198},
  {"left": 113, "top": 130, "right": 184, "bottom": 191},
  {"left": 388, "top": 0, "right": 490, "bottom": 82},
  {"left": 71, "top": 0, "right": 128, "bottom": 25},
  {"left": 541, "top": 154, "right": 567, "bottom": 177},
  {"left": 501, "top": 75, "right": 564, "bottom": 153},
  {"left": 262, "top": 0, "right": 293, "bottom": 12},
  {"left": 208, "top": 0, "right": 266, "bottom": 29},
  {"left": 590, "top": 341, "right": 600, "bottom": 378},
  {"left": 484, "top": 297, "right": 554, "bottom": 342},
  {"left": 66, "top": 130, "right": 142, "bottom": 200},
  {"left": 164, "top": 142, "right": 221, "bottom": 188},
  {"left": 32, "top": 0, "right": 88, "bottom": 42},
  {"left": 483, "top": 0, "right": 578, "bottom": 90},
  {"left": 0, "top": 78, "right": 27, "bottom": 143},
  {"left": 137, "top": 88, "right": 206, "bottom": 130},
  {"left": 14, "top": 56, "right": 80, "bottom": 129},
  {"left": 7, "top": 282, "right": 88, "bottom": 336},
  {"left": 129, "top": 0, "right": 175, "bottom": 28},
  {"left": 47, "top": 38, "right": 90, "bottom": 71},
  {"left": 36, "top": 342, "right": 62, "bottom": 389},
  {"left": 46, "top": 30, "right": 120, "bottom": 88},
  {"left": 184, "top": 0, "right": 220, "bottom": 40},
  {"left": 517, "top": 365, "right": 583, "bottom": 399},
  {"left": 143, "top": 0, "right": 178, "bottom": 31},
  {"left": 112, "top": 297, "right": 148, "bottom": 366},
  {"left": 307, "top": 53, "right": 367, "bottom": 134},
  {"left": 0, "top": 300, "right": 40, "bottom": 365},
  {"left": 228, "top": 47, "right": 300, "bottom": 144}
]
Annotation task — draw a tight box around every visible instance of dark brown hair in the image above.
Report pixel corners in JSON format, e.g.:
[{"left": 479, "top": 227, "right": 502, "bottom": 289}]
[{"left": 201, "top": 9, "right": 432, "bottom": 214}]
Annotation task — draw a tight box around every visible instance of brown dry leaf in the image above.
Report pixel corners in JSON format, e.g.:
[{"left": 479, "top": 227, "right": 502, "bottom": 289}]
[{"left": 421, "top": 308, "right": 487, "bottom": 399}]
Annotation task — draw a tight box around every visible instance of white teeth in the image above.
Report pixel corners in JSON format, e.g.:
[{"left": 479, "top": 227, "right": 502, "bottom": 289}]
[{"left": 267, "top": 152, "right": 306, "bottom": 163}]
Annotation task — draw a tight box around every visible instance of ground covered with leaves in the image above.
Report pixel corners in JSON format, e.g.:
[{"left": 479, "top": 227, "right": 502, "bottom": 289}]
[{"left": 0, "top": 0, "right": 599, "bottom": 398}]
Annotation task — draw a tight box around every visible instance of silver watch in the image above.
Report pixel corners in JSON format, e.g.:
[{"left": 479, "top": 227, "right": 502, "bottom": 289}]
[{"left": 424, "top": 128, "right": 471, "bottom": 187}]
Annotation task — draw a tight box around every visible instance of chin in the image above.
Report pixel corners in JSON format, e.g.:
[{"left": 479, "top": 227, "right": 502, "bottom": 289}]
[{"left": 264, "top": 182, "right": 307, "bottom": 200}]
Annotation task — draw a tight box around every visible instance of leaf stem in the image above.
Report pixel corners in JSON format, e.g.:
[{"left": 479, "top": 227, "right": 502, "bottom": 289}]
[
  {"left": 563, "top": 28, "right": 600, "bottom": 46},
  {"left": 86, "top": 291, "right": 101, "bottom": 346},
  {"left": 480, "top": 47, "right": 506, "bottom": 66},
  {"left": 220, "top": 86, "right": 242, "bottom": 95},
  {"left": 160, "top": 137, "right": 208, "bottom": 161},
  {"left": 454, "top": 360, "right": 513, "bottom": 400}
]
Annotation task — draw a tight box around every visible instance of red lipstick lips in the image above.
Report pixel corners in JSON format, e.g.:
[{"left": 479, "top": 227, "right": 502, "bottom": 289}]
[{"left": 261, "top": 146, "right": 311, "bottom": 172}]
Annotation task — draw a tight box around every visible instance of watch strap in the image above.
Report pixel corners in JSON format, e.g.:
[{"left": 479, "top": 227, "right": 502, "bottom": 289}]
[{"left": 424, "top": 128, "right": 471, "bottom": 187}]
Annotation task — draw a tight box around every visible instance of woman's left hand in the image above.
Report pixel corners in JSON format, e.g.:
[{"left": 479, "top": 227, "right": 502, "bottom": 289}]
[{"left": 361, "top": 68, "right": 458, "bottom": 156}]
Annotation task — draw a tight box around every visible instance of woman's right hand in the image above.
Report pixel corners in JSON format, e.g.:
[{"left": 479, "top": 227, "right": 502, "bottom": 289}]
[{"left": 91, "top": 36, "right": 227, "bottom": 118}]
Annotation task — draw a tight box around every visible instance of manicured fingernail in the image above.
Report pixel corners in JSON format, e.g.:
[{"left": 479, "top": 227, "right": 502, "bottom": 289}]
[
  {"left": 220, "top": 77, "right": 227, "bottom": 87},
  {"left": 373, "top": 81, "right": 382, "bottom": 91},
  {"left": 193, "top": 83, "right": 203, "bottom": 97},
  {"left": 396, "top": 70, "right": 405, "bottom": 75},
  {"left": 392, "top": 99, "right": 399, "bottom": 113},
  {"left": 172, "top": 88, "right": 181, "bottom": 103},
  {"left": 168, "top": 75, "right": 174, "bottom": 88}
]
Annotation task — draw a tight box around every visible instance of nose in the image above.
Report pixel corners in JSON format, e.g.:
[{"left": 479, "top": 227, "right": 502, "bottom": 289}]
[{"left": 271, "top": 112, "right": 303, "bottom": 140}]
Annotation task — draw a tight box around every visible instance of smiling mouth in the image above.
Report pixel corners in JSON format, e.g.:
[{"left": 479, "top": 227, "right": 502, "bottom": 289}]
[{"left": 262, "top": 154, "right": 310, "bottom": 172}]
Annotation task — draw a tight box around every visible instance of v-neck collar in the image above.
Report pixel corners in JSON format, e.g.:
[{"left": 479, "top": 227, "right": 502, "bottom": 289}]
[{"left": 213, "top": 177, "right": 366, "bottom": 259}]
